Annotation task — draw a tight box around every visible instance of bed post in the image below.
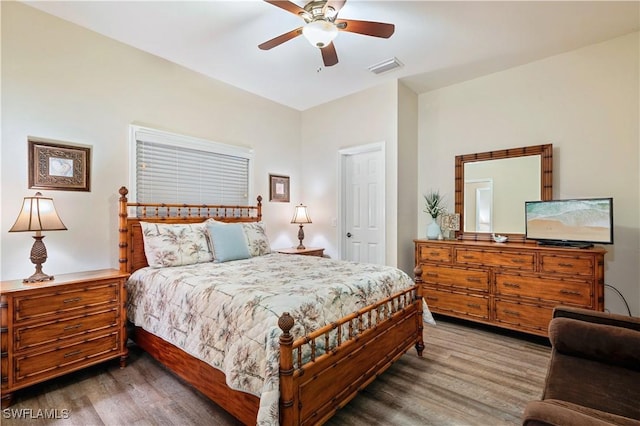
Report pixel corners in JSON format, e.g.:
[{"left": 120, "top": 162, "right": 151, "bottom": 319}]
[
  {"left": 278, "top": 312, "right": 295, "bottom": 426},
  {"left": 414, "top": 265, "right": 425, "bottom": 356},
  {"left": 118, "top": 186, "right": 129, "bottom": 273},
  {"left": 256, "top": 195, "right": 262, "bottom": 222}
]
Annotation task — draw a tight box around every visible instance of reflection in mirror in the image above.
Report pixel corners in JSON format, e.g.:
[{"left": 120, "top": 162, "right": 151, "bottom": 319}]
[
  {"left": 454, "top": 144, "right": 553, "bottom": 242},
  {"left": 464, "top": 156, "right": 541, "bottom": 233},
  {"left": 476, "top": 187, "right": 492, "bottom": 231}
]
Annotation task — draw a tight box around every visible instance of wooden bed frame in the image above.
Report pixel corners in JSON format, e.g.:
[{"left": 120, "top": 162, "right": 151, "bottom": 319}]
[{"left": 118, "top": 186, "right": 424, "bottom": 425}]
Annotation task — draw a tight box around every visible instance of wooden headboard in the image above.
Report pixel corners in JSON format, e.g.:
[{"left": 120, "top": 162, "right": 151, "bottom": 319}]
[{"left": 118, "top": 186, "right": 263, "bottom": 273}]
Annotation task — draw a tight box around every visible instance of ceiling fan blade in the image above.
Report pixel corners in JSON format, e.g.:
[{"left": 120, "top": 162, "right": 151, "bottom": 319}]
[
  {"left": 323, "top": 0, "right": 347, "bottom": 16},
  {"left": 335, "top": 19, "right": 395, "bottom": 38},
  {"left": 258, "top": 27, "right": 303, "bottom": 50},
  {"left": 263, "top": 0, "right": 306, "bottom": 16},
  {"left": 321, "top": 43, "right": 338, "bottom": 67}
]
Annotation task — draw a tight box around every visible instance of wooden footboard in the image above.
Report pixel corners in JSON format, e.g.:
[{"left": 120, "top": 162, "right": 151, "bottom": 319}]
[{"left": 279, "top": 285, "right": 423, "bottom": 425}]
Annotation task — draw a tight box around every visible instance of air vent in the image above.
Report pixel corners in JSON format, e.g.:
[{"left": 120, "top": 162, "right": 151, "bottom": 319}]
[{"left": 368, "top": 57, "right": 403, "bottom": 75}]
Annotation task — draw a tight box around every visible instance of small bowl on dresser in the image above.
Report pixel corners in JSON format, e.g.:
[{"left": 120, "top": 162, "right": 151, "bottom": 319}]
[{"left": 492, "top": 234, "right": 508, "bottom": 243}]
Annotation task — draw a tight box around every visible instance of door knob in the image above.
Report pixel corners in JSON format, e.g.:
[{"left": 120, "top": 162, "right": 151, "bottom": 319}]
[{"left": 346, "top": 232, "right": 352, "bottom": 238}]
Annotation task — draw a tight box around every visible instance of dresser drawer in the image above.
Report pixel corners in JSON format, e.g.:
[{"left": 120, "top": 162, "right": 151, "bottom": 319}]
[
  {"left": 455, "top": 249, "right": 535, "bottom": 271},
  {"left": 14, "top": 332, "right": 119, "bottom": 383},
  {"left": 495, "top": 274, "right": 592, "bottom": 307},
  {"left": 417, "top": 244, "right": 452, "bottom": 263},
  {"left": 14, "top": 282, "right": 119, "bottom": 322},
  {"left": 540, "top": 254, "right": 595, "bottom": 276},
  {"left": 423, "top": 287, "right": 489, "bottom": 319},
  {"left": 422, "top": 265, "right": 489, "bottom": 292},
  {"left": 494, "top": 300, "right": 553, "bottom": 334},
  {"left": 15, "top": 309, "right": 119, "bottom": 351}
]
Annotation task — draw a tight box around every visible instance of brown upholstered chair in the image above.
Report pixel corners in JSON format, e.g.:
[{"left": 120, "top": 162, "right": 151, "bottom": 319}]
[{"left": 522, "top": 306, "right": 640, "bottom": 426}]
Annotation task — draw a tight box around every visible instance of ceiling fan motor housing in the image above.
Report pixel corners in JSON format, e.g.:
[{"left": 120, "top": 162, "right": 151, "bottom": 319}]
[{"left": 301, "top": 1, "right": 338, "bottom": 23}]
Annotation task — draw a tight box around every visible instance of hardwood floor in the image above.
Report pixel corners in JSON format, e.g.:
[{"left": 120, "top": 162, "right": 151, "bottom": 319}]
[{"left": 2, "top": 317, "right": 550, "bottom": 425}]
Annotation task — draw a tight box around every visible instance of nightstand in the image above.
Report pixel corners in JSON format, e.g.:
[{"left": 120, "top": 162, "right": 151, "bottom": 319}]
[
  {"left": 276, "top": 247, "right": 325, "bottom": 257},
  {"left": 0, "top": 269, "right": 129, "bottom": 408}
]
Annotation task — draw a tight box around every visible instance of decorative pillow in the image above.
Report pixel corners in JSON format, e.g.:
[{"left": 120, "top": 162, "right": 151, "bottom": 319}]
[
  {"left": 140, "top": 221, "right": 213, "bottom": 268},
  {"left": 206, "top": 222, "right": 251, "bottom": 263},
  {"left": 242, "top": 222, "right": 272, "bottom": 257}
]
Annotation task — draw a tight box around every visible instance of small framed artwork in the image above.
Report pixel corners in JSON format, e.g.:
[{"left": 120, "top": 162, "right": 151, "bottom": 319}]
[
  {"left": 28, "top": 138, "right": 91, "bottom": 191},
  {"left": 269, "top": 174, "right": 290, "bottom": 202}
]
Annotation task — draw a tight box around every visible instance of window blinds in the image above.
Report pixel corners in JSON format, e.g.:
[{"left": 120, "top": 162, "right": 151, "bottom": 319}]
[{"left": 133, "top": 127, "right": 251, "bottom": 206}]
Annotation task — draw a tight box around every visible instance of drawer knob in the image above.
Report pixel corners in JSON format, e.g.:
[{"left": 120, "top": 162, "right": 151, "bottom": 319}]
[
  {"left": 503, "top": 309, "right": 520, "bottom": 317},
  {"left": 560, "top": 289, "right": 581, "bottom": 296},
  {"left": 64, "top": 350, "right": 83, "bottom": 358},
  {"left": 64, "top": 323, "right": 83, "bottom": 331},
  {"left": 558, "top": 263, "right": 574, "bottom": 267},
  {"left": 63, "top": 297, "right": 82, "bottom": 304},
  {"left": 503, "top": 282, "right": 521, "bottom": 289},
  {"left": 466, "top": 277, "right": 481, "bottom": 283},
  {"left": 462, "top": 255, "right": 474, "bottom": 260},
  {"left": 426, "top": 296, "right": 439, "bottom": 302},
  {"left": 511, "top": 259, "right": 526, "bottom": 264},
  {"left": 467, "top": 303, "right": 481, "bottom": 309},
  {"left": 426, "top": 272, "right": 438, "bottom": 277},
  {"left": 429, "top": 252, "right": 441, "bottom": 257}
]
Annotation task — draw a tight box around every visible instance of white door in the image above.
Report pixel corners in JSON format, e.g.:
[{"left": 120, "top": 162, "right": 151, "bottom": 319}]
[{"left": 342, "top": 147, "right": 384, "bottom": 264}]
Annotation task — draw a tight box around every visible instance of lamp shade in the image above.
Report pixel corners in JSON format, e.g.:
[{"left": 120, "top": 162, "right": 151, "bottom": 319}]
[
  {"left": 302, "top": 20, "right": 338, "bottom": 48},
  {"left": 291, "top": 204, "right": 312, "bottom": 224},
  {"left": 9, "top": 192, "right": 67, "bottom": 233}
]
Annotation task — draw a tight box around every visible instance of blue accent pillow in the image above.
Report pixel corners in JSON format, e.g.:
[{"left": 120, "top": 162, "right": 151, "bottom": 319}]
[{"left": 206, "top": 222, "right": 251, "bottom": 263}]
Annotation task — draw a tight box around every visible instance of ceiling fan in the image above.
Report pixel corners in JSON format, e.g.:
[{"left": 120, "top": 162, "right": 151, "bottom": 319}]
[{"left": 259, "top": 0, "right": 395, "bottom": 67}]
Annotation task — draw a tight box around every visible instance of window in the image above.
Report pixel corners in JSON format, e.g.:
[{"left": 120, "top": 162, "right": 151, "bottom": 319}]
[{"left": 129, "top": 125, "right": 253, "bottom": 205}]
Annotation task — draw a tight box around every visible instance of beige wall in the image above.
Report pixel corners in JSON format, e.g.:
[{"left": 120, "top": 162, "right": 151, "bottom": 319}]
[
  {"left": 418, "top": 32, "right": 640, "bottom": 315},
  {"left": 397, "top": 83, "right": 419, "bottom": 274},
  {"left": 298, "top": 80, "right": 418, "bottom": 275},
  {"left": 300, "top": 80, "right": 401, "bottom": 266},
  {"left": 1, "top": 2, "right": 301, "bottom": 280}
]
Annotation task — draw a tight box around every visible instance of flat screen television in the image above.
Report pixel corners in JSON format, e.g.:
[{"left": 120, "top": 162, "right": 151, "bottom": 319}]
[{"left": 525, "top": 198, "right": 613, "bottom": 248}]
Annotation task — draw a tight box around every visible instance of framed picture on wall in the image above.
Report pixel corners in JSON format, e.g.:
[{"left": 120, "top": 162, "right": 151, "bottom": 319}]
[
  {"left": 29, "top": 138, "right": 91, "bottom": 191},
  {"left": 269, "top": 174, "right": 290, "bottom": 202}
]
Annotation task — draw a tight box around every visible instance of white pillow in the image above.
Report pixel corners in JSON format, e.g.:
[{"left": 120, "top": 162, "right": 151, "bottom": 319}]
[
  {"left": 242, "top": 222, "right": 272, "bottom": 257},
  {"left": 140, "top": 221, "right": 213, "bottom": 268}
]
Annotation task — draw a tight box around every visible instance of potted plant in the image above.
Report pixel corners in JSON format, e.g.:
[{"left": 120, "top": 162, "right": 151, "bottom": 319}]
[{"left": 423, "top": 190, "right": 446, "bottom": 239}]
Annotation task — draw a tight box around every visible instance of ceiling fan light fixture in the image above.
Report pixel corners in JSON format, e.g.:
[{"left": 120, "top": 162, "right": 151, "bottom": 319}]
[{"left": 302, "top": 20, "right": 338, "bottom": 48}]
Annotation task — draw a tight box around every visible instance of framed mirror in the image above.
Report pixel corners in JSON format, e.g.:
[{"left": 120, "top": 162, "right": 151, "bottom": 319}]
[{"left": 454, "top": 144, "right": 553, "bottom": 242}]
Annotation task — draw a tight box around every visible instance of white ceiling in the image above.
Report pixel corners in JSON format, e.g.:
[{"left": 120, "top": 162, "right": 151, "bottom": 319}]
[{"left": 24, "top": 1, "right": 640, "bottom": 111}]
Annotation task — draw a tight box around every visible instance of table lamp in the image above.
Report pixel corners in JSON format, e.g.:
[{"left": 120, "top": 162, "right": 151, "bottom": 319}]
[
  {"left": 9, "top": 192, "right": 67, "bottom": 282},
  {"left": 291, "top": 204, "right": 312, "bottom": 249}
]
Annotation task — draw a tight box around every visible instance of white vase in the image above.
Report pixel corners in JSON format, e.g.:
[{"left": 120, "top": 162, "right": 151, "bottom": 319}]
[{"left": 427, "top": 219, "right": 441, "bottom": 240}]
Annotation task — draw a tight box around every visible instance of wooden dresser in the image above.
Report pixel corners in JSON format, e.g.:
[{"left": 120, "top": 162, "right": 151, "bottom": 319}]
[
  {"left": 0, "top": 269, "right": 129, "bottom": 408},
  {"left": 414, "top": 239, "right": 606, "bottom": 337}
]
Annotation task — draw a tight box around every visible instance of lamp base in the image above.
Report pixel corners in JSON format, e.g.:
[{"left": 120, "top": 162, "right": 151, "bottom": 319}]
[
  {"left": 24, "top": 235, "right": 54, "bottom": 283},
  {"left": 24, "top": 271, "right": 55, "bottom": 283},
  {"left": 297, "top": 225, "right": 306, "bottom": 250}
]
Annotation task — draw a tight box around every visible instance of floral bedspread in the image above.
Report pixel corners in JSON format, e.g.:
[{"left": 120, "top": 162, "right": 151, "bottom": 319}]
[{"left": 126, "top": 253, "right": 434, "bottom": 425}]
